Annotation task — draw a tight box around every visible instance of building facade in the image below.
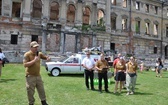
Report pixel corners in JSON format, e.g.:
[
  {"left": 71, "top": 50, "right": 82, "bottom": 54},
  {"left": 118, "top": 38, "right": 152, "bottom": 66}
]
[{"left": 0, "top": 0, "right": 168, "bottom": 62}]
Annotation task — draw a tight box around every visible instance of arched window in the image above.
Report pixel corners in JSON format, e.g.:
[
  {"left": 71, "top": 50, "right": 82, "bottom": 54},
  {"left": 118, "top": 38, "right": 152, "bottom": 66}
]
[
  {"left": 83, "top": 7, "right": 91, "bottom": 25},
  {"left": 32, "top": 0, "right": 42, "bottom": 18},
  {"left": 97, "top": 9, "right": 104, "bottom": 26},
  {"left": 144, "top": 19, "right": 151, "bottom": 35},
  {"left": 121, "top": 15, "right": 128, "bottom": 30},
  {"left": 67, "top": 4, "right": 75, "bottom": 23},
  {"left": 12, "top": 2, "right": 21, "bottom": 18},
  {"left": 111, "top": 12, "right": 117, "bottom": 30},
  {"left": 111, "top": 0, "right": 116, "bottom": 5},
  {"left": 50, "top": 2, "right": 59, "bottom": 20},
  {"left": 153, "top": 21, "right": 159, "bottom": 36},
  {"left": 135, "top": 17, "right": 141, "bottom": 34}
]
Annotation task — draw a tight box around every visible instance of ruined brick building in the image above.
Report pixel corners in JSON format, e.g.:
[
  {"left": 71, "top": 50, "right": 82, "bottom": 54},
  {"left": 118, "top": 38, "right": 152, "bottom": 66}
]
[{"left": 0, "top": 0, "right": 168, "bottom": 63}]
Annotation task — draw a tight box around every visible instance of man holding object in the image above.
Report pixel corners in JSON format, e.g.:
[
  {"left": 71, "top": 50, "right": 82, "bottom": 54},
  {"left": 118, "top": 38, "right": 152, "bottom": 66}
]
[
  {"left": 82, "top": 51, "right": 95, "bottom": 90},
  {"left": 23, "top": 41, "right": 50, "bottom": 105},
  {"left": 95, "top": 53, "right": 110, "bottom": 93}
]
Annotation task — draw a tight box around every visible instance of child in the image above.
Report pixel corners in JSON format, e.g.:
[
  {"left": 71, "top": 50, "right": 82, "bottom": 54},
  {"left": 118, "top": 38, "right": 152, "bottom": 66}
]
[{"left": 140, "top": 61, "right": 144, "bottom": 73}]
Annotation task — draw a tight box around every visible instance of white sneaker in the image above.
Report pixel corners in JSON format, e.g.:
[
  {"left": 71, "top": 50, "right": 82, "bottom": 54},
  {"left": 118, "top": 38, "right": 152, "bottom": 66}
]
[
  {"left": 130, "top": 91, "right": 134, "bottom": 95},
  {"left": 126, "top": 92, "right": 130, "bottom": 95}
]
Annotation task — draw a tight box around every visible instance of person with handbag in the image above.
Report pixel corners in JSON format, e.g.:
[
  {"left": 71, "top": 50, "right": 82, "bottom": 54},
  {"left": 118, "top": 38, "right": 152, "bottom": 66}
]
[{"left": 126, "top": 56, "right": 138, "bottom": 95}]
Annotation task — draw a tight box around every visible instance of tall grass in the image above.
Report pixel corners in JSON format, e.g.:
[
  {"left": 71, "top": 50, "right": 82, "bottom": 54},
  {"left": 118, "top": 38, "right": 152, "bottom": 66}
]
[{"left": 0, "top": 64, "right": 168, "bottom": 105}]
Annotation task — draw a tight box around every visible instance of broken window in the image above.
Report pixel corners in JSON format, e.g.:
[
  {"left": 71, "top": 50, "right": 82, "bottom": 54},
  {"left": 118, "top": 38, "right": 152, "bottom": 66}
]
[
  {"left": 123, "top": 0, "right": 127, "bottom": 8},
  {"left": 50, "top": 2, "right": 59, "bottom": 21},
  {"left": 11, "top": 34, "right": 18, "bottom": 44},
  {"left": 83, "top": 7, "right": 91, "bottom": 25},
  {"left": 122, "top": 19, "right": 127, "bottom": 30},
  {"left": 111, "top": 17, "right": 116, "bottom": 30},
  {"left": 32, "top": 0, "right": 42, "bottom": 18},
  {"left": 0, "top": 0, "right": 2, "bottom": 15},
  {"left": 31, "top": 35, "right": 38, "bottom": 42},
  {"left": 12, "top": 2, "right": 21, "bottom": 18},
  {"left": 67, "top": 4, "right": 75, "bottom": 23},
  {"left": 136, "top": 2, "right": 140, "bottom": 10},
  {"left": 145, "top": 22, "right": 150, "bottom": 35},
  {"left": 145, "top": 4, "right": 149, "bottom": 13},
  {"left": 135, "top": 21, "right": 140, "bottom": 34},
  {"left": 97, "top": 10, "right": 104, "bottom": 26},
  {"left": 154, "top": 46, "right": 157, "bottom": 54},
  {"left": 155, "top": 6, "right": 158, "bottom": 14},
  {"left": 166, "top": 27, "right": 168, "bottom": 37},
  {"left": 153, "top": 24, "right": 158, "bottom": 35},
  {"left": 112, "top": 0, "right": 116, "bottom": 5}
]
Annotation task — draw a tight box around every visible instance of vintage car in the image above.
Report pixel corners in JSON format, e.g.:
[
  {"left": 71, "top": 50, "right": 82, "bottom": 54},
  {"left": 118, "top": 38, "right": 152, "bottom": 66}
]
[{"left": 45, "top": 54, "right": 100, "bottom": 76}]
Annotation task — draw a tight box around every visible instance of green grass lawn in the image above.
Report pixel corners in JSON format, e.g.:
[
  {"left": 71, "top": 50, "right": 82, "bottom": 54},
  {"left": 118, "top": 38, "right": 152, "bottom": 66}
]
[{"left": 0, "top": 64, "right": 168, "bottom": 105}]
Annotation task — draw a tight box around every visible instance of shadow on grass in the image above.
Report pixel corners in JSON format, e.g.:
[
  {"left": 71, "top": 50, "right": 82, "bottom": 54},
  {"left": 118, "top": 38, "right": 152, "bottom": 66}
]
[
  {"left": 0, "top": 79, "right": 17, "bottom": 83},
  {"left": 162, "top": 76, "right": 168, "bottom": 78},
  {"left": 48, "top": 73, "right": 84, "bottom": 78},
  {"left": 136, "top": 83, "right": 141, "bottom": 85},
  {"left": 133, "top": 91, "right": 153, "bottom": 95},
  {"left": 111, "top": 91, "right": 153, "bottom": 96}
]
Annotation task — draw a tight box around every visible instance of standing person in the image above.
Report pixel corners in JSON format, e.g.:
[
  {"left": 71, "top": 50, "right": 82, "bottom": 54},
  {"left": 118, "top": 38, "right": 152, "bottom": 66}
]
[
  {"left": 126, "top": 56, "right": 138, "bottom": 95},
  {"left": 114, "top": 57, "right": 126, "bottom": 93},
  {"left": 156, "top": 58, "right": 164, "bottom": 77},
  {"left": 0, "top": 48, "right": 5, "bottom": 78},
  {"left": 95, "top": 53, "right": 110, "bottom": 93},
  {"left": 23, "top": 41, "right": 50, "bottom": 105},
  {"left": 113, "top": 53, "right": 126, "bottom": 89},
  {"left": 82, "top": 51, "right": 95, "bottom": 90},
  {"left": 140, "top": 61, "right": 144, "bottom": 73},
  {"left": 113, "top": 53, "right": 121, "bottom": 68}
]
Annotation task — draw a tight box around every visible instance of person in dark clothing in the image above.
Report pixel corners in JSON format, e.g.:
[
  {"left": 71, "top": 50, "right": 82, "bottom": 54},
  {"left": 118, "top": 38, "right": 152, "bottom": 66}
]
[
  {"left": 156, "top": 57, "right": 164, "bottom": 78},
  {"left": 82, "top": 51, "right": 95, "bottom": 90},
  {"left": 95, "top": 53, "right": 110, "bottom": 93}
]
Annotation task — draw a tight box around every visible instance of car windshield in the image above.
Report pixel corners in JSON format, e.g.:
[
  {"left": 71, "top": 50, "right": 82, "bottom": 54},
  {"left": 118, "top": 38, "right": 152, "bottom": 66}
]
[{"left": 59, "top": 56, "right": 69, "bottom": 62}]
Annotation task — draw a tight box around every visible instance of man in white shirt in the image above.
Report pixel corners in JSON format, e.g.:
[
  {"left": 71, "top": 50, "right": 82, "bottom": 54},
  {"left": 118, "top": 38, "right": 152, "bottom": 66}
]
[{"left": 82, "top": 51, "right": 95, "bottom": 90}]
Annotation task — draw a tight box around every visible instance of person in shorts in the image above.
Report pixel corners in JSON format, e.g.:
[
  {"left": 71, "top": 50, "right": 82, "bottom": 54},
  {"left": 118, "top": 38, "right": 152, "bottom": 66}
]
[{"left": 114, "top": 57, "right": 126, "bottom": 93}]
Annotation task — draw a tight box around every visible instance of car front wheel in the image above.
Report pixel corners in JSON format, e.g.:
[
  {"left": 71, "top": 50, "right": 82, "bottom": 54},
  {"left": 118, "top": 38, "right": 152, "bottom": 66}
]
[{"left": 51, "top": 68, "right": 60, "bottom": 76}]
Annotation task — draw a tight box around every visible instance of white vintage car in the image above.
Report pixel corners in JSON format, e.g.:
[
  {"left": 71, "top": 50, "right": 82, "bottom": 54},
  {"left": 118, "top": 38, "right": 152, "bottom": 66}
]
[{"left": 45, "top": 54, "right": 100, "bottom": 76}]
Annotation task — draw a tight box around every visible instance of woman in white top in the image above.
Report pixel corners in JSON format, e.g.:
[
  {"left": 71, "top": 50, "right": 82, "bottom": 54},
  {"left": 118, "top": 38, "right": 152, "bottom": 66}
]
[{"left": 0, "top": 48, "right": 5, "bottom": 77}]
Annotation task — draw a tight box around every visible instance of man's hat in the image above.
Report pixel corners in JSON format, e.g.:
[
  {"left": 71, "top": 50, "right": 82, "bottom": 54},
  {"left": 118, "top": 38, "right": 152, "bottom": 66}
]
[{"left": 30, "top": 41, "right": 39, "bottom": 47}]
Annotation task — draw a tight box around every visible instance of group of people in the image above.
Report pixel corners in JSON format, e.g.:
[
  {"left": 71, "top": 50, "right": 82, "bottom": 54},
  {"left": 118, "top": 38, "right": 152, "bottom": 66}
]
[
  {"left": 82, "top": 51, "right": 110, "bottom": 93},
  {"left": 82, "top": 52, "right": 138, "bottom": 95},
  {"left": 113, "top": 53, "right": 138, "bottom": 95},
  {"left": 0, "top": 41, "right": 165, "bottom": 105}
]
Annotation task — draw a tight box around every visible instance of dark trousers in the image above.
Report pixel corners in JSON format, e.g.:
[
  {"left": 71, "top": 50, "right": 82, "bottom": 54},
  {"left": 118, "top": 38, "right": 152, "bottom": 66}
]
[
  {"left": 98, "top": 71, "right": 108, "bottom": 91},
  {"left": 84, "top": 70, "right": 94, "bottom": 89}
]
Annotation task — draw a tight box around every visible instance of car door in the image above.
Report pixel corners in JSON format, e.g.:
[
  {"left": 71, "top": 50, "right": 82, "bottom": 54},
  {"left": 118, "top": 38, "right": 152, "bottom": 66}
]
[{"left": 63, "top": 57, "right": 81, "bottom": 73}]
